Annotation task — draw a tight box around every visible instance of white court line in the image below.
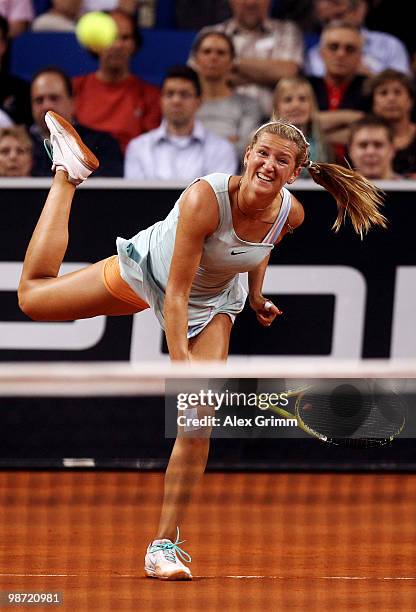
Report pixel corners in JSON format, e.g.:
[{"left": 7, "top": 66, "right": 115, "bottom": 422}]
[{"left": 1, "top": 573, "right": 415, "bottom": 581}]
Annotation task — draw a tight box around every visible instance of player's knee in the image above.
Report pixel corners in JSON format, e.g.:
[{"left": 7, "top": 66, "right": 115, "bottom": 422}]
[{"left": 18, "top": 285, "right": 45, "bottom": 321}]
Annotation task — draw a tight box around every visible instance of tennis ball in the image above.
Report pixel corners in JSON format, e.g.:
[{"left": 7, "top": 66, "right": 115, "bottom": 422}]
[{"left": 76, "top": 12, "right": 118, "bottom": 53}]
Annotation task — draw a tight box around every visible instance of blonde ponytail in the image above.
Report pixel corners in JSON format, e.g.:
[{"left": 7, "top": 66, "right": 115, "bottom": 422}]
[{"left": 306, "top": 161, "right": 387, "bottom": 238}]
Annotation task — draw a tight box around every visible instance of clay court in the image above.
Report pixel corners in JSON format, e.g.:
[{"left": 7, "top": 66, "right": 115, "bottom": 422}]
[{"left": 1, "top": 470, "right": 415, "bottom": 611}]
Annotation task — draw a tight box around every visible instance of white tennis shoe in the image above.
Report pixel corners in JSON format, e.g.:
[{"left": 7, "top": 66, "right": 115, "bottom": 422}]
[
  {"left": 144, "top": 528, "right": 192, "bottom": 580},
  {"left": 44, "top": 111, "right": 99, "bottom": 185}
]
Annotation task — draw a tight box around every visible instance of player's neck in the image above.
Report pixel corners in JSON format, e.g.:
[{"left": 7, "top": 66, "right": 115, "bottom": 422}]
[{"left": 237, "top": 179, "right": 281, "bottom": 222}]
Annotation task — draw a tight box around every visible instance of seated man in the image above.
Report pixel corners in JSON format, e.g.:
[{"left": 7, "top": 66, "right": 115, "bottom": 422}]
[
  {"left": 73, "top": 9, "right": 161, "bottom": 152},
  {"left": 30, "top": 67, "right": 123, "bottom": 177},
  {"left": 124, "top": 65, "right": 238, "bottom": 181},
  {"left": 0, "top": 125, "right": 33, "bottom": 177},
  {"left": 348, "top": 115, "right": 398, "bottom": 180},
  {"left": 198, "top": 0, "right": 304, "bottom": 117},
  {"left": 308, "top": 20, "right": 368, "bottom": 162}
]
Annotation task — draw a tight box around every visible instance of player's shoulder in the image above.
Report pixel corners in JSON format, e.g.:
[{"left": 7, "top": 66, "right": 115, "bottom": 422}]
[
  {"left": 179, "top": 178, "right": 221, "bottom": 234},
  {"left": 183, "top": 176, "right": 220, "bottom": 203}
]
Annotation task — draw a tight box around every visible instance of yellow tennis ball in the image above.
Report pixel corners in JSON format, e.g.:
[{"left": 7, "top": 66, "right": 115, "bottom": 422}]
[{"left": 76, "top": 12, "right": 118, "bottom": 53}]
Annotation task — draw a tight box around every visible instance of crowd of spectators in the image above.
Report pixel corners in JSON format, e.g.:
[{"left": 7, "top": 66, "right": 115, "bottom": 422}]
[{"left": 1, "top": 0, "right": 416, "bottom": 181}]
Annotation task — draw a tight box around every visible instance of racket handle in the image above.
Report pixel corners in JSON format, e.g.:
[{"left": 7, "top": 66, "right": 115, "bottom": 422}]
[{"left": 264, "top": 301, "right": 273, "bottom": 311}]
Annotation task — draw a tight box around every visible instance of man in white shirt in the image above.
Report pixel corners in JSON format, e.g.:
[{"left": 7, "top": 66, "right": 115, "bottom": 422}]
[{"left": 124, "top": 65, "right": 238, "bottom": 181}]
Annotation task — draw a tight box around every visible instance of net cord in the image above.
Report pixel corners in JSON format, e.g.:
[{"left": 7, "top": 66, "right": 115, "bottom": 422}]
[{"left": 0, "top": 360, "right": 415, "bottom": 396}]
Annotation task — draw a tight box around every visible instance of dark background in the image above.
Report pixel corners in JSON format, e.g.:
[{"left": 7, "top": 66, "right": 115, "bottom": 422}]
[{"left": 1, "top": 183, "right": 415, "bottom": 470}]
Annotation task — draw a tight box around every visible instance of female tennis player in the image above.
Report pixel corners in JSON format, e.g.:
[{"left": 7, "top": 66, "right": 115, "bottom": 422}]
[{"left": 18, "top": 111, "right": 386, "bottom": 580}]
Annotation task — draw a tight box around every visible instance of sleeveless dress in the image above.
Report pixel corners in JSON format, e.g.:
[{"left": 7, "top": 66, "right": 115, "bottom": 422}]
[{"left": 116, "top": 173, "right": 292, "bottom": 338}]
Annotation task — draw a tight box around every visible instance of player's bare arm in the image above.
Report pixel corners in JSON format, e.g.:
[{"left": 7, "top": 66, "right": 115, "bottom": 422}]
[{"left": 164, "top": 181, "right": 219, "bottom": 360}]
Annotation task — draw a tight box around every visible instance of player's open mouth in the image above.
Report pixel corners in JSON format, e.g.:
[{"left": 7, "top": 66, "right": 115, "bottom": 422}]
[{"left": 256, "top": 172, "right": 273, "bottom": 183}]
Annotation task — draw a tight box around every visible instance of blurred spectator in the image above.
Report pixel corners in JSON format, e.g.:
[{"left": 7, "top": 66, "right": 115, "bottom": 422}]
[
  {"left": 124, "top": 65, "right": 237, "bottom": 180},
  {"left": 191, "top": 30, "right": 262, "bottom": 161},
  {"left": 32, "top": 0, "right": 81, "bottom": 31},
  {"left": 273, "top": 76, "right": 333, "bottom": 176},
  {"left": 305, "top": 0, "right": 411, "bottom": 78},
  {"left": 348, "top": 114, "right": 398, "bottom": 179},
  {"left": 0, "top": 16, "right": 32, "bottom": 125},
  {"left": 30, "top": 66, "right": 123, "bottom": 176},
  {"left": 198, "top": 0, "right": 304, "bottom": 117},
  {"left": 0, "top": 125, "right": 33, "bottom": 176},
  {"left": 73, "top": 10, "right": 160, "bottom": 152},
  {"left": 176, "top": 0, "right": 231, "bottom": 30},
  {"left": 309, "top": 20, "right": 366, "bottom": 111},
  {"left": 0, "top": 0, "right": 34, "bottom": 38},
  {"left": 308, "top": 21, "right": 367, "bottom": 162},
  {"left": 367, "top": 69, "right": 416, "bottom": 178}
]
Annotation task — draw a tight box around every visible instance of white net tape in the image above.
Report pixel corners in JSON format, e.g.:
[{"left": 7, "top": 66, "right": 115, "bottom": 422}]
[{"left": 0, "top": 360, "right": 415, "bottom": 396}]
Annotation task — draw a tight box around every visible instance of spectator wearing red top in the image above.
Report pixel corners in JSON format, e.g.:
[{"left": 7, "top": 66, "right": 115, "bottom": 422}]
[
  {"left": 73, "top": 10, "right": 161, "bottom": 152},
  {"left": 308, "top": 21, "right": 368, "bottom": 162}
]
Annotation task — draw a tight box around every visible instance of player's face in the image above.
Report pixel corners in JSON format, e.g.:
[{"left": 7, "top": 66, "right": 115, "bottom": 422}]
[
  {"left": 244, "top": 133, "right": 301, "bottom": 195},
  {"left": 349, "top": 126, "right": 395, "bottom": 179},
  {"left": 194, "top": 35, "right": 233, "bottom": 80},
  {"left": 162, "top": 78, "right": 200, "bottom": 129},
  {"left": 372, "top": 80, "right": 413, "bottom": 122},
  {"left": 100, "top": 12, "right": 136, "bottom": 69},
  {"left": 31, "top": 73, "right": 74, "bottom": 134},
  {"left": 320, "top": 28, "right": 362, "bottom": 80},
  {"left": 229, "top": 0, "right": 270, "bottom": 30},
  {"left": 274, "top": 84, "right": 313, "bottom": 129},
  {"left": 0, "top": 135, "right": 32, "bottom": 177}
]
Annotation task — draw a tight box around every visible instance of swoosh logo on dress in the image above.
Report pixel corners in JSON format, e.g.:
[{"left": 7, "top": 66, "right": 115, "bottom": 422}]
[{"left": 231, "top": 249, "right": 249, "bottom": 255}]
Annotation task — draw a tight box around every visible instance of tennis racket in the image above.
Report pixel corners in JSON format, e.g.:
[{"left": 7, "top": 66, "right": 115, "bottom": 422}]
[{"left": 261, "top": 379, "right": 407, "bottom": 447}]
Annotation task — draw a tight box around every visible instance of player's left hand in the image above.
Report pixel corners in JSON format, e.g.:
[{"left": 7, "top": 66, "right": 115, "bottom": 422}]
[{"left": 250, "top": 296, "right": 283, "bottom": 327}]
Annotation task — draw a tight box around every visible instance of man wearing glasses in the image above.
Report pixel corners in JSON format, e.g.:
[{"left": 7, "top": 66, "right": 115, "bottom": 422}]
[{"left": 308, "top": 21, "right": 368, "bottom": 163}]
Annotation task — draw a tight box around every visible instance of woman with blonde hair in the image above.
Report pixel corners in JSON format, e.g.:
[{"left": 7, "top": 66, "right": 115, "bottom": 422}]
[
  {"left": 19, "top": 112, "right": 386, "bottom": 580},
  {"left": 273, "top": 75, "right": 333, "bottom": 175}
]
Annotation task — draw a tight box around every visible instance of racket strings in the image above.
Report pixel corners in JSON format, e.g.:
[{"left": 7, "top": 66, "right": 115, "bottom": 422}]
[{"left": 296, "top": 383, "right": 406, "bottom": 446}]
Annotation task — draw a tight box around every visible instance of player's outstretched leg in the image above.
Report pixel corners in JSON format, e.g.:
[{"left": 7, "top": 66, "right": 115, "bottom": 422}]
[{"left": 18, "top": 112, "right": 136, "bottom": 321}]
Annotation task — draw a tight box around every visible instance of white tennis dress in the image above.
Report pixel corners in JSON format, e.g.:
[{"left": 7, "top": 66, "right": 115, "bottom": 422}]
[{"left": 117, "top": 173, "right": 292, "bottom": 338}]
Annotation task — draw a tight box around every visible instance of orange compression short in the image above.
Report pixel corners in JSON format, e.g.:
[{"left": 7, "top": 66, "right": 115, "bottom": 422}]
[{"left": 102, "top": 255, "right": 149, "bottom": 310}]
